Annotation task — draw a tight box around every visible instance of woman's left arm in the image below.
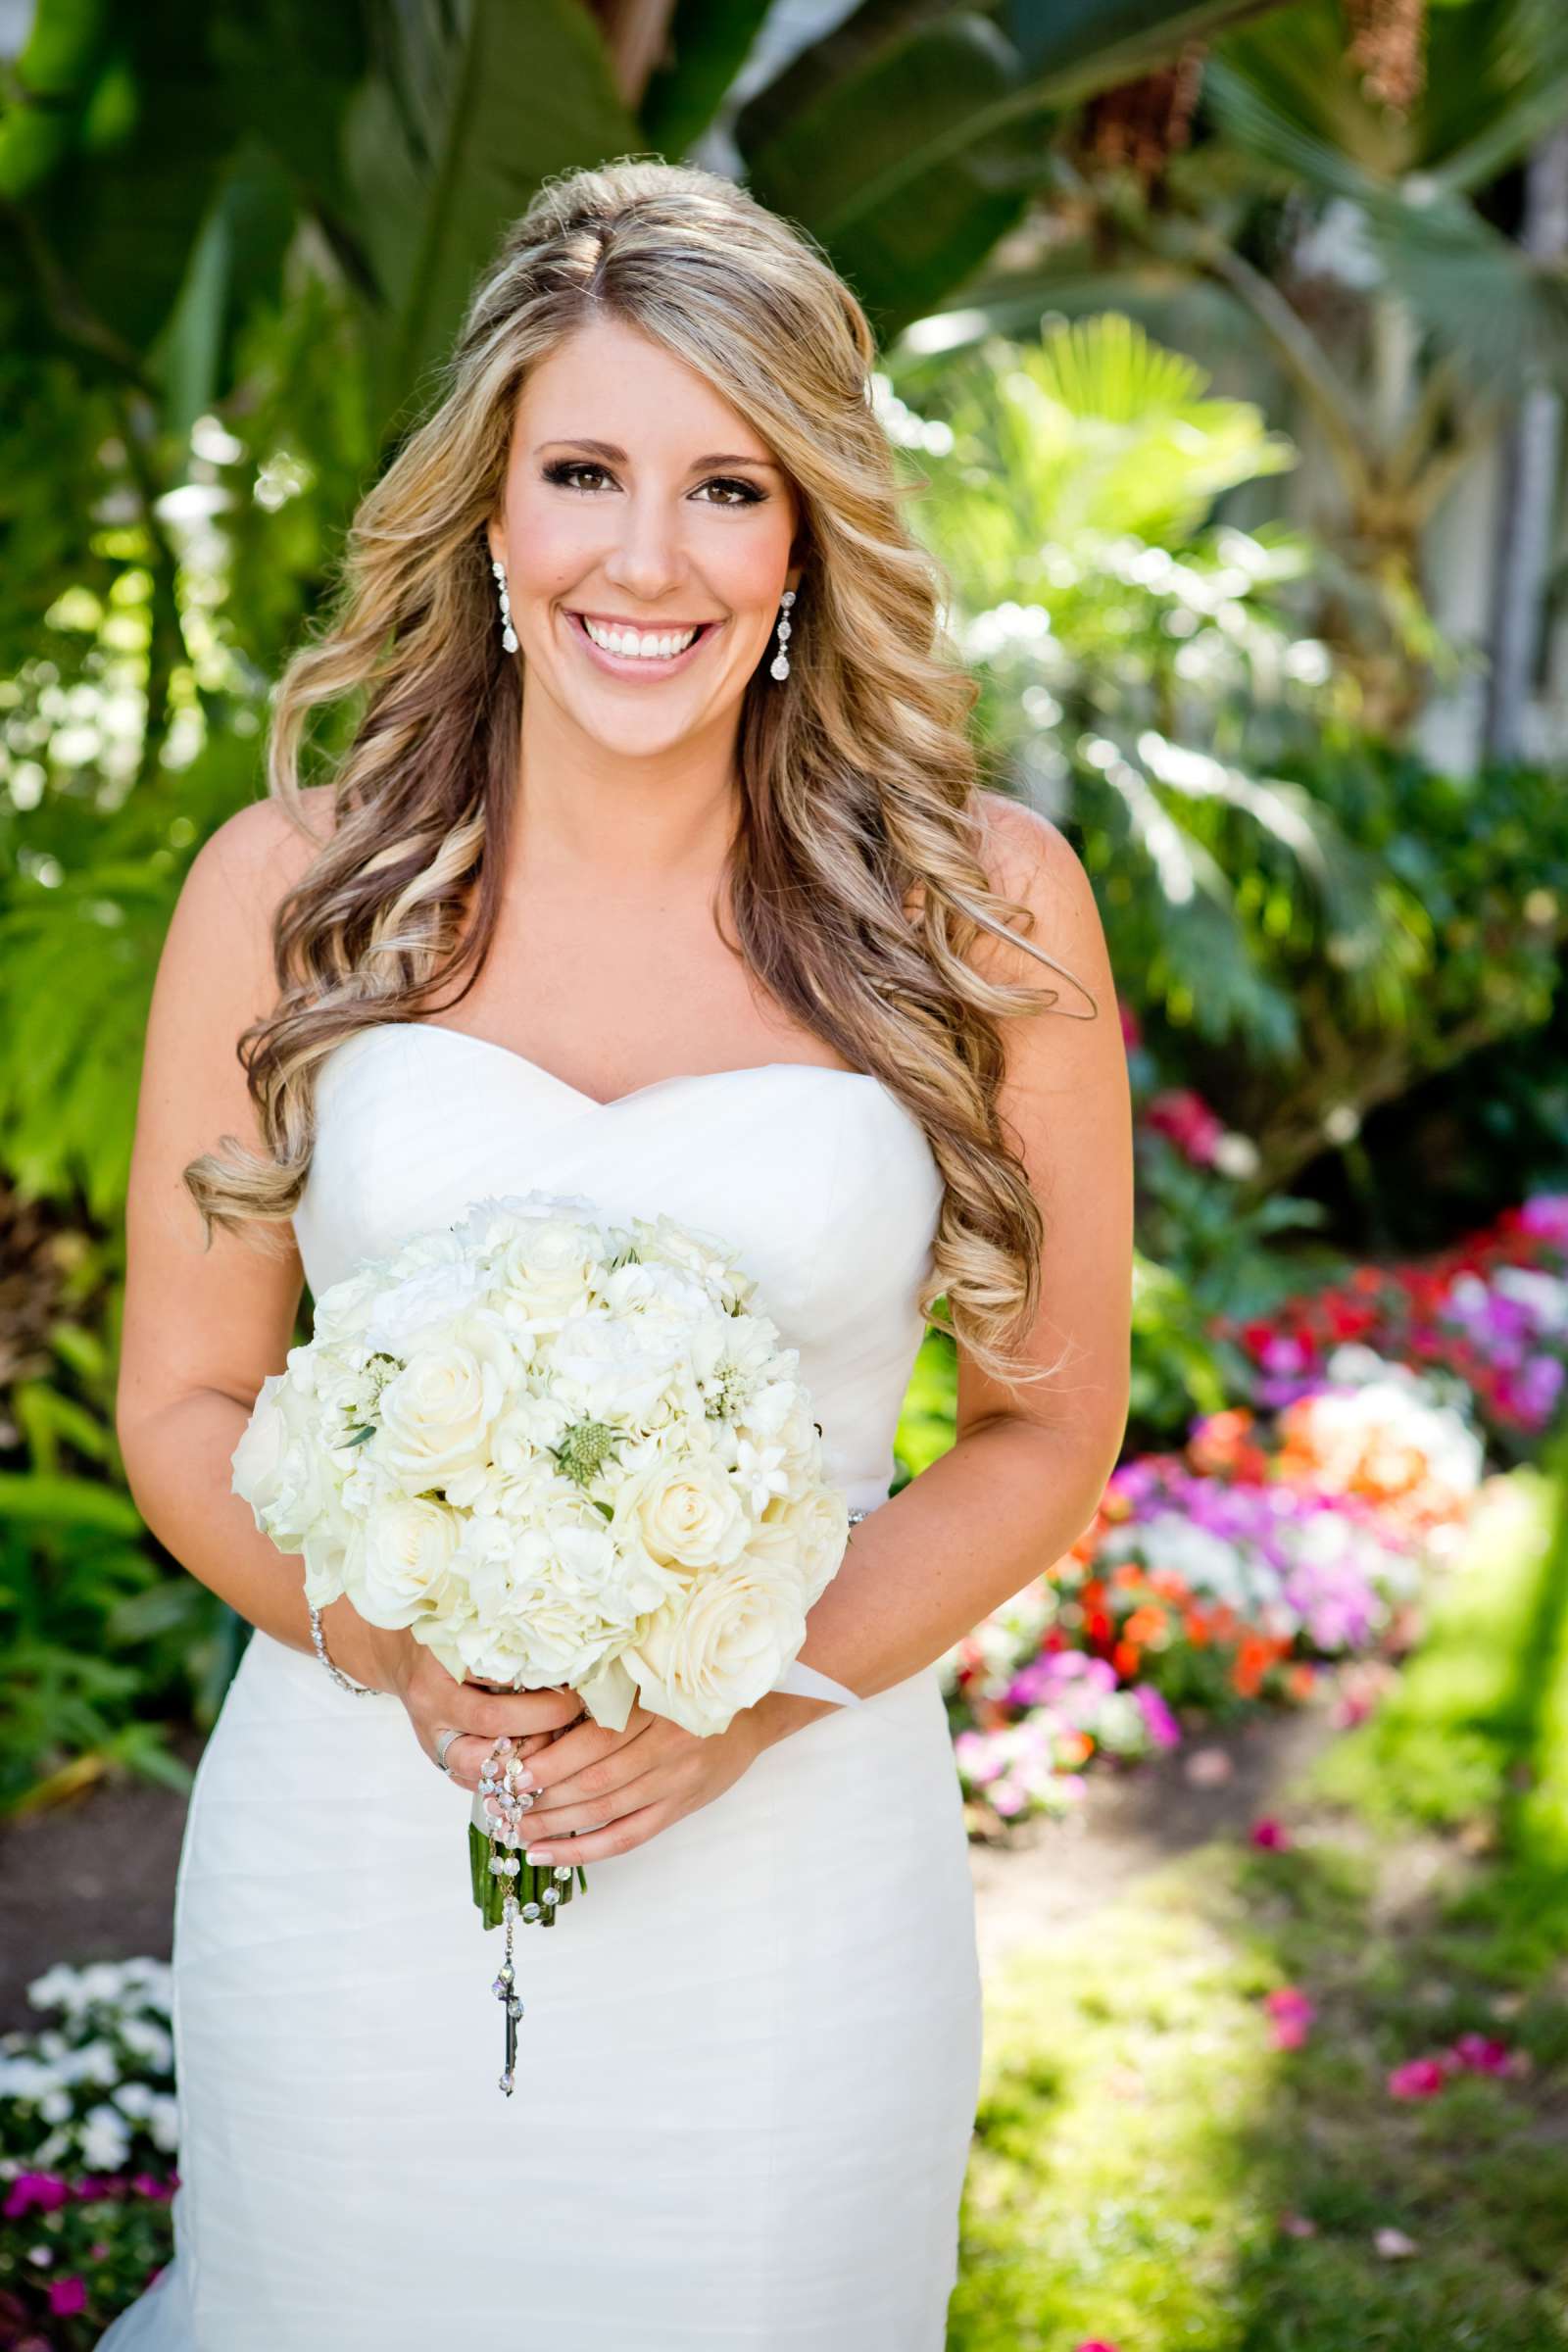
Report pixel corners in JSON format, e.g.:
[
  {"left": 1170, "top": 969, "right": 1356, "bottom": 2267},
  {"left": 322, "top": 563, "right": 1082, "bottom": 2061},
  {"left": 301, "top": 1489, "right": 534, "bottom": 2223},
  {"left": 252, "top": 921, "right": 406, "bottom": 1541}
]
[{"left": 757, "top": 797, "right": 1133, "bottom": 1736}]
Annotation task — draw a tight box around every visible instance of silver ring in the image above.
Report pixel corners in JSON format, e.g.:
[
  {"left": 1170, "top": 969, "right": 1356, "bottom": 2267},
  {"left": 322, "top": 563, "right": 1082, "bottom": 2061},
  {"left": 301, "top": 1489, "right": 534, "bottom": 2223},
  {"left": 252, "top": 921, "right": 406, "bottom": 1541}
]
[{"left": 434, "top": 1726, "right": 464, "bottom": 1777}]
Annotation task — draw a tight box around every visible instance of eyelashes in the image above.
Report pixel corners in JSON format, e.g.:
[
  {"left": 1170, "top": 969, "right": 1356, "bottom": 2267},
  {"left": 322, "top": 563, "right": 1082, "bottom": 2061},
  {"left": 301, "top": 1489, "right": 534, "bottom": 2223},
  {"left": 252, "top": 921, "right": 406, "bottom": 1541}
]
[{"left": 540, "top": 460, "right": 765, "bottom": 507}]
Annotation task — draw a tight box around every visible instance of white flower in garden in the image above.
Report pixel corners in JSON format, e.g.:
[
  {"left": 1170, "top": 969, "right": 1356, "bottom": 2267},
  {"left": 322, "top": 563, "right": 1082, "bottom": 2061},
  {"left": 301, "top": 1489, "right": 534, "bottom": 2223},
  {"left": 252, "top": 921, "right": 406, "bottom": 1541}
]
[
  {"left": 120, "top": 2013, "right": 174, "bottom": 2070},
  {"left": 0, "top": 2053, "right": 59, "bottom": 2098},
  {"left": 149, "top": 2094, "right": 180, "bottom": 2153},
  {"left": 625, "top": 1550, "right": 812, "bottom": 1736},
  {"left": 113, "top": 2081, "right": 156, "bottom": 2120},
  {"left": 81, "top": 2104, "right": 131, "bottom": 2170},
  {"left": 72, "top": 2038, "right": 121, "bottom": 2088},
  {"left": 374, "top": 1315, "right": 517, "bottom": 1489},
  {"left": 37, "top": 2089, "right": 72, "bottom": 2125},
  {"left": 25, "top": 1965, "right": 81, "bottom": 2011}
]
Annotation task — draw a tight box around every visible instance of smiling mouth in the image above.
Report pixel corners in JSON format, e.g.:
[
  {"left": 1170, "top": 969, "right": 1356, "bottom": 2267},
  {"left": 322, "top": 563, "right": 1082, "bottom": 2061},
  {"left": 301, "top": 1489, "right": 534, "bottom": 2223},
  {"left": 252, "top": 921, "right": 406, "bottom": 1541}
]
[{"left": 564, "top": 611, "right": 718, "bottom": 665}]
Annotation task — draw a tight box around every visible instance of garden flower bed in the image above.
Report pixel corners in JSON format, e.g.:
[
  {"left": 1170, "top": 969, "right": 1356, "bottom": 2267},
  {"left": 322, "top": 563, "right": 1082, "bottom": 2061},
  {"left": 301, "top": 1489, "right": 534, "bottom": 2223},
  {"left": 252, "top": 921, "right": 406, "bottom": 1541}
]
[
  {"left": 0, "top": 1961, "right": 177, "bottom": 2348},
  {"left": 940, "top": 1191, "right": 1568, "bottom": 1838}
]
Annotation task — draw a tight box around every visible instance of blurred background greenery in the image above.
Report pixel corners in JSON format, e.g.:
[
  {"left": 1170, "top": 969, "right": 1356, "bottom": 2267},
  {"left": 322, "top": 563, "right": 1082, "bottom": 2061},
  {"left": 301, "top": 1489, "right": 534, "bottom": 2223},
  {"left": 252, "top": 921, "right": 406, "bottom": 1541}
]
[{"left": 2, "top": 0, "right": 1566, "bottom": 1815}]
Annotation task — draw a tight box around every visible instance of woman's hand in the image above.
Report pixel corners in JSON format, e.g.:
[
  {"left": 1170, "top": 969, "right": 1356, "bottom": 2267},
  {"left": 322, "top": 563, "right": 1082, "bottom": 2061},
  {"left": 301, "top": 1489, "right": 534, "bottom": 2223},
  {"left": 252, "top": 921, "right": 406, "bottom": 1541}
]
[
  {"left": 495, "top": 1700, "right": 769, "bottom": 1866},
  {"left": 368, "top": 1625, "right": 583, "bottom": 1789}
]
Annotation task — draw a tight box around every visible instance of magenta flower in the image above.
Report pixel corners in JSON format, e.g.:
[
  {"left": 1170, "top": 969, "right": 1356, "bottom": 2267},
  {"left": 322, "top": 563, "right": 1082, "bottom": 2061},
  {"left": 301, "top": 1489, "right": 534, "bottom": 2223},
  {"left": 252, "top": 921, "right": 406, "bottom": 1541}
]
[
  {"left": 48, "top": 2275, "right": 88, "bottom": 2317},
  {"left": 1388, "top": 2054, "right": 1453, "bottom": 2098},
  {"left": 1250, "top": 1815, "right": 1293, "bottom": 1849},
  {"left": 1263, "top": 1985, "right": 1316, "bottom": 2048},
  {"left": 1133, "top": 1683, "right": 1181, "bottom": 1747},
  {"left": 1519, "top": 1193, "right": 1568, "bottom": 1238},
  {"left": 4, "top": 2172, "right": 70, "bottom": 2219},
  {"left": 1449, "top": 2033, "right": 1513, "bottom": 2075}
]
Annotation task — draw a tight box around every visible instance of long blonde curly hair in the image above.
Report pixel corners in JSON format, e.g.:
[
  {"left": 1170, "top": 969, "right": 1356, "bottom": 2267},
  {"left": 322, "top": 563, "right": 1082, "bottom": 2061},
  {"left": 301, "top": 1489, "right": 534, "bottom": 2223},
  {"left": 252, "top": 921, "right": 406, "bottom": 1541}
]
[{"left": 185, "top": 156, "right": 1098, "bottom": 1392}]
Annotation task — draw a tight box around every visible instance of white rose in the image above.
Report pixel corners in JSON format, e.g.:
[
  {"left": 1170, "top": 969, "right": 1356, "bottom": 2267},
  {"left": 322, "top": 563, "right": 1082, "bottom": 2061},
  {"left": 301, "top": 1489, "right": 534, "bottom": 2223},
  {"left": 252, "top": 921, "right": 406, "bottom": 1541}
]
[
  {"left": 230, "top": 1372, "right": 335, "bottom": 1549},
  {"left": 300, "top": 1486, "right": 362, "bottom": 1609},
  {"left": 615, "top": 1452, "right": 750, "bottom": 1576},
  {"left": 374, "top": 1314, "right": 516, "bottom": 1488},
  {"left": 308, "top": 1263, "right": 390, "bottom": 1346},
  {"left": 625, "top": 1551, "right": 809, "bottom": 1736},
  {"left": 355, "top": 1494, "right": 463, "bottom": 1627},
  {"left": 748, "top": 1486, "right": 850, "bottom": 1608},
  {"left": 479, "top": 1206, "right": 607, "bottom": 1327}
]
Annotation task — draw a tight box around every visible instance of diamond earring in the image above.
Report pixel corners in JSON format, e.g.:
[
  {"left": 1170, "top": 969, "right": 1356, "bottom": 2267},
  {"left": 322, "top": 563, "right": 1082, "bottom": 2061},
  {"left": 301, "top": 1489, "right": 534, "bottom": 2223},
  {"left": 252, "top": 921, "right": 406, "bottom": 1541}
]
[
  {"left": 769, "top": 588, "right": 796, "bottom": 681},
  {"left": 491, "top": 556, "right": 518, "bottom": 655}
]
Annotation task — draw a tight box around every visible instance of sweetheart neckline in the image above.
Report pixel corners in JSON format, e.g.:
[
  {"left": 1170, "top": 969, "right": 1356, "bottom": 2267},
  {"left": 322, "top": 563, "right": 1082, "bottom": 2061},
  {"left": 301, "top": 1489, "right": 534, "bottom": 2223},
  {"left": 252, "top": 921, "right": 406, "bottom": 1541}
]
[{"left": 322, "top": 1019, "right": 907, "bottom": 1121}]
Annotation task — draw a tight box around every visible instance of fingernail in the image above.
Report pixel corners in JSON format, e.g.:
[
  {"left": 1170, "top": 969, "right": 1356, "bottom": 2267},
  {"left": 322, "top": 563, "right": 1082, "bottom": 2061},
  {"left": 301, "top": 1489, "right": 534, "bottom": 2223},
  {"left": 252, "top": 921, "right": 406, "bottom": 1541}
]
[{"left": 524, "top": 1847, "right": 550, "bottom": 1864}]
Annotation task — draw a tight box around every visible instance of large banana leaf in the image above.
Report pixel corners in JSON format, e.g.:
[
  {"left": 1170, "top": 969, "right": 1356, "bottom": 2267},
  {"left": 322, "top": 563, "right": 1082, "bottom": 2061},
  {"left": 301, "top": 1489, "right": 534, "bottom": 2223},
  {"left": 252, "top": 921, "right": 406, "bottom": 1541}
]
[
  {"left": 736, "top": 0, "right": 1289, "bottom": 337},
  {"left": 341, "top": 0, "right": 640, "bottom": 429}
]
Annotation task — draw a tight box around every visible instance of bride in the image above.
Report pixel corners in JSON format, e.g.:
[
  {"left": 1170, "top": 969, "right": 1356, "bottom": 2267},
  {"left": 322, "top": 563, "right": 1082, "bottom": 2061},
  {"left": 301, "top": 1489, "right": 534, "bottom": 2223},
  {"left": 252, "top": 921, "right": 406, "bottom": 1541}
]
[{"left": 101, "top": 159, "right": 1131, "bottom": 2348}]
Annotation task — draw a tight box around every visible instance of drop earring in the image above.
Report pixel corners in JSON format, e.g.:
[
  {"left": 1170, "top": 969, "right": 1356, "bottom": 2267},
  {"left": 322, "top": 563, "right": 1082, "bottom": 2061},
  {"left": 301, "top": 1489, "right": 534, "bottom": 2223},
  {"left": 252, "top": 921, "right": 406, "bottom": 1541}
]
[
  {"left": 769, "top": 588, "right": 796, "bottom": 681},
  {"left": 491, "top": 556, "right": 518, "bottom": 654}
]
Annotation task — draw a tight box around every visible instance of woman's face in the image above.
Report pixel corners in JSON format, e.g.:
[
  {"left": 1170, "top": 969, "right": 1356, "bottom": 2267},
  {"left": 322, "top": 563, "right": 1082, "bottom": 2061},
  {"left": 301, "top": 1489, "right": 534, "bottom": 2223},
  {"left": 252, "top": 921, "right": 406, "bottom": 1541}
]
[{"left": 486, "top": 316, "right": 803, "bottom": 760}]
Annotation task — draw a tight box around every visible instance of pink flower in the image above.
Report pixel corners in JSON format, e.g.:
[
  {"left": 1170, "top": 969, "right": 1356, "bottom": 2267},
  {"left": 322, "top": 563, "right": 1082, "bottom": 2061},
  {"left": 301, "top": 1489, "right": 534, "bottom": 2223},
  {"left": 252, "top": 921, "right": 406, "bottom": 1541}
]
[
  {"left": 1144, "top": 1088, "right": 1225, "bottom": 1167},
  {"left": 3, "top": 2172, "right": 70, "bottom": 2219},
  {"left": 1263, "top": 1985, "right": 1316, "bottom": 2048},
  {"left": 48, "top": 2275, "right": 88, "bottom": 2317},
  {"left": 1388, "top": 2054, "right": 1453, "bottom": 2098},
  {"left": 1449, "top": 2033, "right": 1512, "bottom": 2075},
  {"left": 1075, "top": 2341, "right": 1124, "bottom": 2351},
  {"left": 1250, "top": 1815, "right": 1293, "bottom": 1849}
]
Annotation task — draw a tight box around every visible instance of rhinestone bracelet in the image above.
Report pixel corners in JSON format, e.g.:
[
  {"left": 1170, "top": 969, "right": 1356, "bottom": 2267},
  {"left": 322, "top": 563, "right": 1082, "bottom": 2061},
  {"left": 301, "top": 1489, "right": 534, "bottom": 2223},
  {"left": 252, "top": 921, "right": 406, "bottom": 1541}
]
[{"left": 308, "top": 1600, "right": 392, "bottom": 1697}]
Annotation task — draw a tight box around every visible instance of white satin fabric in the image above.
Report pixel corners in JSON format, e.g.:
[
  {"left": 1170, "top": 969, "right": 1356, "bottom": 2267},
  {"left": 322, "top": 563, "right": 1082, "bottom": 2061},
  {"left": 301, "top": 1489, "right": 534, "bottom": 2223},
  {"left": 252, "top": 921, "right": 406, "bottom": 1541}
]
[{"left": 97, "top": 1024, "right": 984, "bottom": 2350}]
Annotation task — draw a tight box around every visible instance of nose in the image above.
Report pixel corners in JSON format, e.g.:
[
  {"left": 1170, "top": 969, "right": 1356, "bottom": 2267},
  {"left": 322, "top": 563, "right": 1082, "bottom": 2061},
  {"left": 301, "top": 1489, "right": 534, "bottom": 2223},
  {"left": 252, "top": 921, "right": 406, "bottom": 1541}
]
[{"left": 600, "top": 492, "right": 689, "bottom": 604}]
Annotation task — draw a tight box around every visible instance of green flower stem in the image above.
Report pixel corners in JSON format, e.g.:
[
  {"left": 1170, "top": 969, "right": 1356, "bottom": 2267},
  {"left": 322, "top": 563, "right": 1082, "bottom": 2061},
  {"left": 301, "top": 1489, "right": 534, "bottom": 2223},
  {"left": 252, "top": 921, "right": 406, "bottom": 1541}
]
[{"left": 468, "top": 1821, "right": 589, "bottom": 1930}]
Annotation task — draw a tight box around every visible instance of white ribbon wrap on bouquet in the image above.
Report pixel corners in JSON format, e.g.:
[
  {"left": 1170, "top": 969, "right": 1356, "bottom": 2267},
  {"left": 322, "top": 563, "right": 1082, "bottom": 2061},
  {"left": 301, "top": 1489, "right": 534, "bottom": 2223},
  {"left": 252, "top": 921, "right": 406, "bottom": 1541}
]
[{"left": 769, "top": 1656, "right": 865, "bottom": 1708}]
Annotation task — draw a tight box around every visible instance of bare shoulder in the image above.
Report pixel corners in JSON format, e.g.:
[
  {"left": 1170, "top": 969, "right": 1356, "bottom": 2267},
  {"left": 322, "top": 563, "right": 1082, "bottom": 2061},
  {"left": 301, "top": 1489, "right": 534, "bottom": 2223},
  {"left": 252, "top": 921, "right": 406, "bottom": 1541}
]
[
  {"left": 966, "top": 788, "right": 1105, "bottom": 1021},
  {"left": 148, "top": 789, "right": 337, "bottom": 1080},
  {"left": 196, "top": 785, "right": 338, "bottom": 908}
]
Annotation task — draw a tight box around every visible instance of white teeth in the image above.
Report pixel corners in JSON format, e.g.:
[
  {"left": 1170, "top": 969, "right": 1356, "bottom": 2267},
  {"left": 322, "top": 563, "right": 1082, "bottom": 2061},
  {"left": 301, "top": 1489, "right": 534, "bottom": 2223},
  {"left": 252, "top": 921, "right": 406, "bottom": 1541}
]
[{"left": 580, "top": 616, "right": 699, "bottom": 661}]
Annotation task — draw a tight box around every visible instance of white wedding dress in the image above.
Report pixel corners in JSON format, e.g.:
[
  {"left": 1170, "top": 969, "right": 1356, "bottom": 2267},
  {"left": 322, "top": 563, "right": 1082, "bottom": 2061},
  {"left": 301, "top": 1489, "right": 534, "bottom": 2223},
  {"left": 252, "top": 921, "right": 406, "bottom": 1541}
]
[{"left": 98, "top": 1021, "right": 985, "bottom": 2350}]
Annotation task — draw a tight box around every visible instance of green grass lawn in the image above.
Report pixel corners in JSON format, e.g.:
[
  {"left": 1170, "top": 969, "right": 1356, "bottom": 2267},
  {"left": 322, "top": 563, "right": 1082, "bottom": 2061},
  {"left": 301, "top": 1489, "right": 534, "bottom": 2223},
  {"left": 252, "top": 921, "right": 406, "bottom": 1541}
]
[{"left": 950, "top": 1447, "right": 1568, "bottom": 2351}]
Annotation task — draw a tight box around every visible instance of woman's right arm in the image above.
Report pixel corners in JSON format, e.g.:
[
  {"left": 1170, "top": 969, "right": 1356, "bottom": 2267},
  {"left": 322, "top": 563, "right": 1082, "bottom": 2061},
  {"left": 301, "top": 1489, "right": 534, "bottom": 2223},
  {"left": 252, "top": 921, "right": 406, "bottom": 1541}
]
[{"left": 114, "top": 796, "right": 577, "bottom": 1789}]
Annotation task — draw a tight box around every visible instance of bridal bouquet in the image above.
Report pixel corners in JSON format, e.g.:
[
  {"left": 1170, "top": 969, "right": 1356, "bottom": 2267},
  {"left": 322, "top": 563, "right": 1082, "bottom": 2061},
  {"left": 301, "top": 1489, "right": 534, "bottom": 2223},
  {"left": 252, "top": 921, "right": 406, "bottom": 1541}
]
[{"left": 229, "top": 1188, "right": 854, "bottom": 2090}]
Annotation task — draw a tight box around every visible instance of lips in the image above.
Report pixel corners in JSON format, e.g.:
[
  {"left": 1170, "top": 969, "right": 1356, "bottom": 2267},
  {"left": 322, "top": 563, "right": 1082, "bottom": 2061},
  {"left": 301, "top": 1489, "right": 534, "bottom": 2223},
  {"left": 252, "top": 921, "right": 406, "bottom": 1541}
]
[{"left": 563, "top": 609, "right": 717, "bottom": 675}]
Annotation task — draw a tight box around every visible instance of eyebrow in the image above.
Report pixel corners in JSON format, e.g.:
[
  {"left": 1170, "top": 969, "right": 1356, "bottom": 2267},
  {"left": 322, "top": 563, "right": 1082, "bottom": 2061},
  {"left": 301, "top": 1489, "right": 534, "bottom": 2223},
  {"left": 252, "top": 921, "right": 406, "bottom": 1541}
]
[{"left": 534, "top": 438, "right": 780, "bottom": 471}]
